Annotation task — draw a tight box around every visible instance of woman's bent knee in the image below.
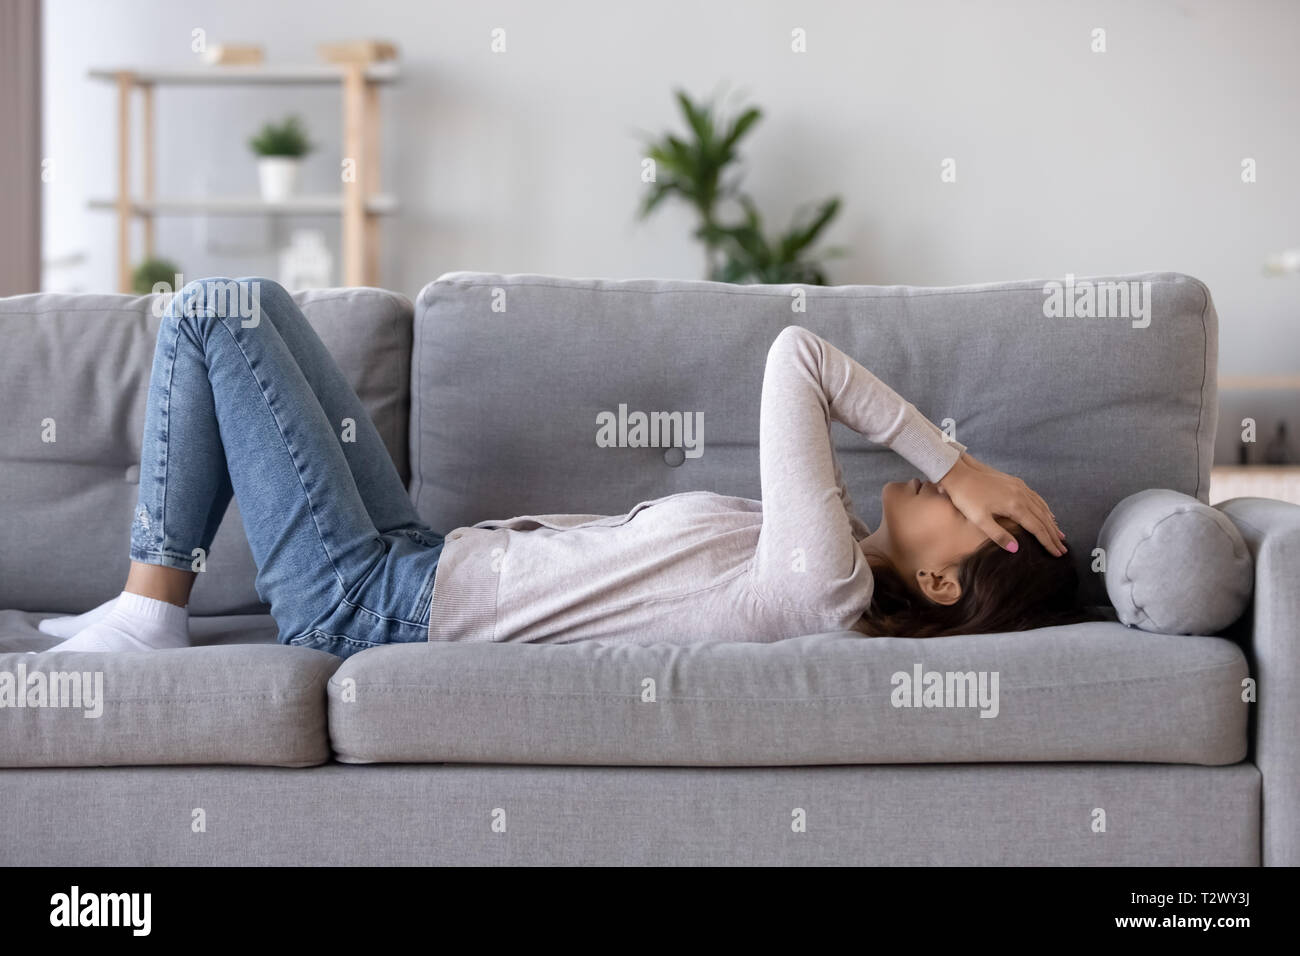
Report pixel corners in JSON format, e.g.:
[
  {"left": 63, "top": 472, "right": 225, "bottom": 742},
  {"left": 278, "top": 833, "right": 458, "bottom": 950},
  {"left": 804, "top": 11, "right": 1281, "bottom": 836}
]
[{"left": 168, "top": 277, "right": 265, "bottom": 332}]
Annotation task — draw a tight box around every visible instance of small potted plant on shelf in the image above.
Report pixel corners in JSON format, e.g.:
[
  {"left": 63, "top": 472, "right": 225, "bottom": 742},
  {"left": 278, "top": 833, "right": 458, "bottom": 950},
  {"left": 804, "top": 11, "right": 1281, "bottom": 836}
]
[
  {"left": 249, "top": 115, "right": 314, "bottom": 202},
  {"left": 131, "top": 256, "right": 182, "bottom": 295}
]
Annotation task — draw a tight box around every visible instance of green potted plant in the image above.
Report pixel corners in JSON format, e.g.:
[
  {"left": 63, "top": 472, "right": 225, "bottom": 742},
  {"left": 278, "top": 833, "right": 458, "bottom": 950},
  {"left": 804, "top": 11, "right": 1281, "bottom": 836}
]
[
  {"left": 131, "top": 256, "right": 182, "bottom": 295},
  {"left": 700, "top": 195, "right": 845, "bottom": 285},
  {"left": 638, "top": 89, "right": 845, "bottom": 284},
  {"left": 637, "top": 91, "right": 760, "bottom": 278},
  {"left": 248, "top": 115, "right": 313, "bottom": 202}
]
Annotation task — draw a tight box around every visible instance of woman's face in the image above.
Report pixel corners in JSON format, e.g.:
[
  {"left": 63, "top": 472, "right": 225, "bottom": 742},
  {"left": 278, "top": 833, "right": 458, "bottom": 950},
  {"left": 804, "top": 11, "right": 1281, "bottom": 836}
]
[{"left": 867, "top": 478, "right": 995, "bottom": 604}]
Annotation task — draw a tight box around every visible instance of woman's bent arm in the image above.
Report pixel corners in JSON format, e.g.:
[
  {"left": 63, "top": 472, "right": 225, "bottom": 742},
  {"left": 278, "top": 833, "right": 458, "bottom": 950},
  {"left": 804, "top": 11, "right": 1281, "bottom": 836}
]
[{"left": 751, "top": 325, "right": 966, "bottom": 611}]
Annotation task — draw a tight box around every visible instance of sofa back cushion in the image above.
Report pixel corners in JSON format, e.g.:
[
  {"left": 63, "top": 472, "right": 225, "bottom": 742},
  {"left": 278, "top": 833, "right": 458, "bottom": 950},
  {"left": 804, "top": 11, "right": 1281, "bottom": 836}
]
[
  {"left": 411, "top": 271, "right": 1217, "bottom": 605},
  {"left": 0, "top": 287, "right": 412, "bottom": 615}
]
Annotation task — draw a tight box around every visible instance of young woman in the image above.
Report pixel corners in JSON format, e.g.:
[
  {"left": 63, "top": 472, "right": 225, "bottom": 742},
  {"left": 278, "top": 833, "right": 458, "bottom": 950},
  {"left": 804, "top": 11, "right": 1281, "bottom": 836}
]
[{"left": 41, "top": 277, "right": 1081, "bottom": 658}]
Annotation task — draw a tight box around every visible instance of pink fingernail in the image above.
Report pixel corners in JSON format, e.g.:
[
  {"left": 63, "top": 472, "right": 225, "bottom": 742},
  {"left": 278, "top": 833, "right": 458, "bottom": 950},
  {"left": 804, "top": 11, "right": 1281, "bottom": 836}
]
[{"left": 1006, "top": 540, "right": 1019, "bottom": 553}]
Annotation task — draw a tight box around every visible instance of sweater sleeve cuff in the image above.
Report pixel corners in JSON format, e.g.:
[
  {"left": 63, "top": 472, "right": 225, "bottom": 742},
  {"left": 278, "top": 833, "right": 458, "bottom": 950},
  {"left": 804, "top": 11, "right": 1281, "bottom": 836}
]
[{"left": 889, "top": 408, "right": 967, "bottom": 483}]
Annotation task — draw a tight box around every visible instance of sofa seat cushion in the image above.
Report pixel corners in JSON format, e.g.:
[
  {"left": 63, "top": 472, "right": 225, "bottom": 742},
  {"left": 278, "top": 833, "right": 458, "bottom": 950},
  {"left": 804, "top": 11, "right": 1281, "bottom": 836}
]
[
  {"left": 0, "top": 609, "right": 281, "bottom": 655},
  {"left": 328, "top": 621, "right": 1249, "bottom": 766},
  {"left": 0, "top": 638, "right": 338, "bottom": 768}
]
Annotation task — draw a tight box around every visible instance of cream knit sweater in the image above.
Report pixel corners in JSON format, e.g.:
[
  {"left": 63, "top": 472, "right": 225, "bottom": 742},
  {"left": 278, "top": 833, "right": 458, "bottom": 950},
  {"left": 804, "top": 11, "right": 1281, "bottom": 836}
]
[{"left": 428, "top": 325, "right": 967, "bottom": 645}]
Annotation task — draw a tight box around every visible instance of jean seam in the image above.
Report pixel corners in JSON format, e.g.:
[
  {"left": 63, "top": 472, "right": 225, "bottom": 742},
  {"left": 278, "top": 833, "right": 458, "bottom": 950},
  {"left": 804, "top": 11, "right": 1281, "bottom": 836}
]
[
  {"left": 208, "top": 309, "right": 350, "bottom": 598},
  {"left": 291, "top": 628, "right": 380, "bottom": 653},
  {"left": 338, "top": 595, "right": 429, "bottom": 630},
  {"left": 128, "top": 548, "right": 196, "bottom": 572},
  {"left": 130, "top": 546, "right": 195, "bottom": 562},
  {"left": 154, "top": 313, "right": 182, "bottom": 554},
  {"left": 411, "top": 554, "right": 437, "bottom": 625}
]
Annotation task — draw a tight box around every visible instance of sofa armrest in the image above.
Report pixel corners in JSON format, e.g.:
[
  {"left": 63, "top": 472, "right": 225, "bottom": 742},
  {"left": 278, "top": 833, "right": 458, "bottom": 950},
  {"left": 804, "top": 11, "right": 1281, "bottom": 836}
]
[{"left": 1216, "top": 496, "right": 1300, "bottom": 866}]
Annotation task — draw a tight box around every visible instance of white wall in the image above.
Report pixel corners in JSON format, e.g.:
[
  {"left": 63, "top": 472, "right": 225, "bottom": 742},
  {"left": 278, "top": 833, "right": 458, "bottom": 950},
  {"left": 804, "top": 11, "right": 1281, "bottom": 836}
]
[{"left": 41, "top": 0, "right": 1300, "bottom": 376}]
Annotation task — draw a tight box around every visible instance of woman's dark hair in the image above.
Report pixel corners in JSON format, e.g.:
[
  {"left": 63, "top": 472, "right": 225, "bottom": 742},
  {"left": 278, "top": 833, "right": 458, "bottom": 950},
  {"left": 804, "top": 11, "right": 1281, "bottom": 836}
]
[{"left": 858, "top": 522, "right": 1103, "bottom": 637}]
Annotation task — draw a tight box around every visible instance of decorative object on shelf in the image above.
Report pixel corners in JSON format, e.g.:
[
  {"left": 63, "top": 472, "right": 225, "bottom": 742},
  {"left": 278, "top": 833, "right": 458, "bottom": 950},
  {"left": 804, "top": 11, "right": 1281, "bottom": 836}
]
[
  {"left": 1221, "top": 379, "right": 1298, "bottom": 470},
  {"left": 636, "top": 88, "right": 846, "bottom": 284},
  {"left": 1263, "top": 247, "right": 1300, "bottom": 275},
  {"left": 130, "top": 256, "right": 181, "bottom": 295},
  {"left": 317, "top": 40, "right": 398, "bottom": 65},
  {"left": 249, "top": 115, "right": 314, "bottom": 202},
  {"left": 199, "top": 44, "right": 264, "bottom": 67},
  {"left": 279, "top": 230, "right": 334, "bottom": 290},
  {"left": 1264, "top": 421, "right": 1290, "bottom": 465},
  {"left": 1223, "top": 259, "right": 1298, "bottom": 471}
]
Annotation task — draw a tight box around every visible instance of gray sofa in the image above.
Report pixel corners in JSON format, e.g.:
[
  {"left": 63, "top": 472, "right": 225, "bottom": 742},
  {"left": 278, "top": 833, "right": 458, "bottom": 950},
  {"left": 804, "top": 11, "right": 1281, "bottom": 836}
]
[{"left": 0, "top": 271, "right": 1293, "bottom": 866}]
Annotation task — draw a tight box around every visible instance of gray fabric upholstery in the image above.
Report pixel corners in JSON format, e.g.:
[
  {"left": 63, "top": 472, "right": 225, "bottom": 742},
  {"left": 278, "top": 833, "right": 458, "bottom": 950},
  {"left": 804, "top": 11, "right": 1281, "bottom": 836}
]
[
  {"left": 1, "top": 272, "right": 1283, "bottom": 867},
  {"left": 412, "top": 271, "right": 1217, "bottom": 606},
  {"left": 329, "top": 621, "right": 1248, "bottom": 767},
  {"left": 1099, "top": 488, "right": 1254, "bottom": 634},
  {"left": 1218, "top": 497, "right": 1300, "bottom": 867},
  {"left": 0, "top": 644, "right": 338, "bottom": 768},
  {"left": 1, "top": 613, "right": 322, "bottom": 768},
  {"left": 0, "top": 762, "right": 1259, "bottom": 865},
  {"left": 0, "top": 287, "right": 413, "bottom": 616}
]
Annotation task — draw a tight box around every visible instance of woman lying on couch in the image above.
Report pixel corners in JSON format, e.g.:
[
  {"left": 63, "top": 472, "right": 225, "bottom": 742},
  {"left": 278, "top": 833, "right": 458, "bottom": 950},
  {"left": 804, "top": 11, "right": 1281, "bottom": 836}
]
[{"left": 39, "top": 278, "right": 1087, "bottom": 659}]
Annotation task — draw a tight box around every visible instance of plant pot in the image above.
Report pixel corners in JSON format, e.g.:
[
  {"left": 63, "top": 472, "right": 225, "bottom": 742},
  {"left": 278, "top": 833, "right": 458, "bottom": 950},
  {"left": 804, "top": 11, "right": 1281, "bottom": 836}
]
[{"left": 257, "top": 157, "right": 301, "bottom": 202}]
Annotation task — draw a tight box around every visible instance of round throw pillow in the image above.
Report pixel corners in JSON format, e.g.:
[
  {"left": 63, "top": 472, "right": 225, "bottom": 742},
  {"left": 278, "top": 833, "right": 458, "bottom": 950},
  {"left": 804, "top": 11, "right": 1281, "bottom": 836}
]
[{"left": 1098, "top": 488, "right": 1253, "bottom": 635}]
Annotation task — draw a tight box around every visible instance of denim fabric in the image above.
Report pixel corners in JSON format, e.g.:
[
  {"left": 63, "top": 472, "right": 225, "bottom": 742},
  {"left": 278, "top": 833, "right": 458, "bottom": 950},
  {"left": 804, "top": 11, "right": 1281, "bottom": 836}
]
[{"left": 131, "top": 277, "right": 442, "bottom": 659}]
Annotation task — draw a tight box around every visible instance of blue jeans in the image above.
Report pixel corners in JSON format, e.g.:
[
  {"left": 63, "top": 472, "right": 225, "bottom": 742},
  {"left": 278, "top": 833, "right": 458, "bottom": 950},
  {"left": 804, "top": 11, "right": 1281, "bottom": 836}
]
[{"left": 130, "top": 276, "right": 443, "bottom": 659}]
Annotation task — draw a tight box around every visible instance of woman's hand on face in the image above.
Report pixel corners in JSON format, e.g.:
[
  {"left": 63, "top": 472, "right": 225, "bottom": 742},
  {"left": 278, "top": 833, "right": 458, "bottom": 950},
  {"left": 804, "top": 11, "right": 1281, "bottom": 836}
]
[{"left": 935, "top": 452, "right": 1068, "bottom": 556}]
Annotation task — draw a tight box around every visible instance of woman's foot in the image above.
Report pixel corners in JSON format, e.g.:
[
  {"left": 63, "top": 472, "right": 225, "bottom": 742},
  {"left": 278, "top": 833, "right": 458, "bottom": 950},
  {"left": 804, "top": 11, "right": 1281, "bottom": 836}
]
[
  {"left": 37, "top": 594, "right": 121, "bottom": 638},
  {"left": 45, "top": 591, "right": 191, "bottom": 653}
]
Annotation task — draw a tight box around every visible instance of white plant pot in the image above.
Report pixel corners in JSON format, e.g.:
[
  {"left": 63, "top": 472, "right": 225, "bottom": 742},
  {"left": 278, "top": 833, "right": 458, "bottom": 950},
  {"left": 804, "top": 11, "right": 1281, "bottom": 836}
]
[{"left": 257, "top": 157, "right": 301, "bottom": 202}]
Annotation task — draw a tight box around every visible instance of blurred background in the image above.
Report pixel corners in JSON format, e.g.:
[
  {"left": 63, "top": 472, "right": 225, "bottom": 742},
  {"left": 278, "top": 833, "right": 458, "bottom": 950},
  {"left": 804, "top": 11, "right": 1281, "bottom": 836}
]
[{"left": 2, "top": 0, "right": 1297, "bottom": 488}]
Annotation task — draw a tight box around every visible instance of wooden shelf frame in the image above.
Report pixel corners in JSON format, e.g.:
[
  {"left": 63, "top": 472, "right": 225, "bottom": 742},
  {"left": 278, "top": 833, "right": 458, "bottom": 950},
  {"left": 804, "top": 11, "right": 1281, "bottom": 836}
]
[
  {"left": 88, "top": 64, "right": 400, "bottom": 86},
  {"left": 88, "top": 195, "right": 399, "bottom": 216},
  {"left": 1219, "top": 375, "right": 1300, "bottom": 391},
  {"left": 89, "top": 63, "right": 398, "bottom": 291}
]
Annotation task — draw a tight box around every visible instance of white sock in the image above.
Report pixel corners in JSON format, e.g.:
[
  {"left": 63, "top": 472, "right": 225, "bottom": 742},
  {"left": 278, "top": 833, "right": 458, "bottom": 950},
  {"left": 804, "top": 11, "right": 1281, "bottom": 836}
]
[
  {"left": 38, "top": 594, "right": 122, "bottom": 638},
  {"left": 45, "top": 590, "right": 191, "bottom": 653}
]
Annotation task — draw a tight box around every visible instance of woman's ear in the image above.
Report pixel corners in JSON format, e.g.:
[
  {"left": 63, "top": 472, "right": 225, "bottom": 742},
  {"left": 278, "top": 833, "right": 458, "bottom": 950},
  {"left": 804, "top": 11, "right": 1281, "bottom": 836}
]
[{"left": 916, "top": 566, "right": 962, "bottom": 606}]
